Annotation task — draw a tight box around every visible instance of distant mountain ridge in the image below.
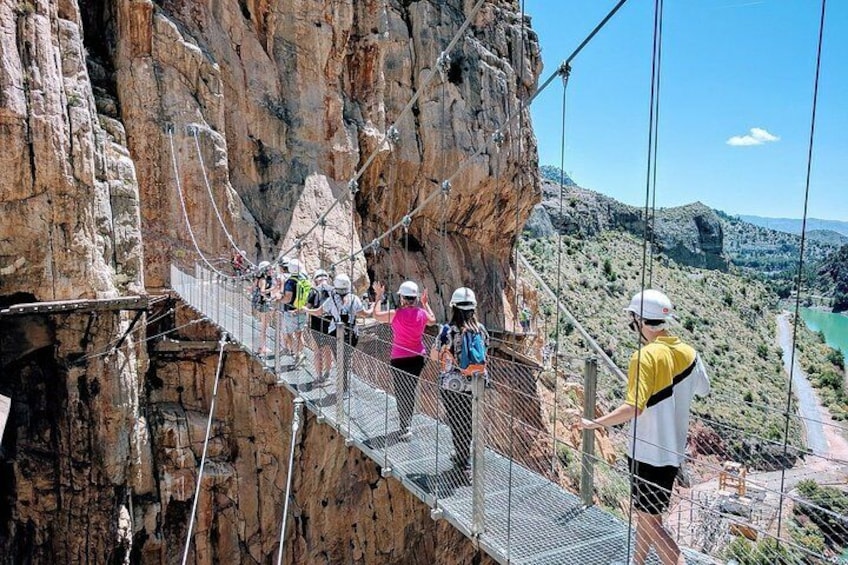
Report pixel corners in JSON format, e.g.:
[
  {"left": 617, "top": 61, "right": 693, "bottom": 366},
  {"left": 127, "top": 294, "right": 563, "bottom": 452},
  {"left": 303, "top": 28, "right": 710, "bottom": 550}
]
[
  {"left": 532, "top": 166, "right": 841, "bottom": 280},
  {"left": 530, "top": 168, "right": 727, "bottom": 270},
  {"left": 739, "top": 215, "right": 848, "bottom": 238}
]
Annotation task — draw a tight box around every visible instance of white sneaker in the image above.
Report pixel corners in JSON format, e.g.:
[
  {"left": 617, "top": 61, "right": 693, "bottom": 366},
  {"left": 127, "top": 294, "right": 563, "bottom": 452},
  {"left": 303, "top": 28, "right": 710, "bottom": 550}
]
[{"left": 398, "top": 429, "right": 413, "bottom": 441}]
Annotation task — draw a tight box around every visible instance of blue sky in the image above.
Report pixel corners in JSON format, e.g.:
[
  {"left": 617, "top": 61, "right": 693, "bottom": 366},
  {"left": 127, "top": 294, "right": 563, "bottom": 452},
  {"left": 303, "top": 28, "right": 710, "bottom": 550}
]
[{"left": 524, "top": 0, "right": 847, "bottom": 222}]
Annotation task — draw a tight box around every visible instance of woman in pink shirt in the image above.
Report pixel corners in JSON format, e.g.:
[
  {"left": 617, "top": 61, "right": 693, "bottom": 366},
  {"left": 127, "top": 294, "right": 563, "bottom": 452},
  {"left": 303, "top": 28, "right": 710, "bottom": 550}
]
[{"left": 373, "top": 280, "right": 436, "bottom": 440}]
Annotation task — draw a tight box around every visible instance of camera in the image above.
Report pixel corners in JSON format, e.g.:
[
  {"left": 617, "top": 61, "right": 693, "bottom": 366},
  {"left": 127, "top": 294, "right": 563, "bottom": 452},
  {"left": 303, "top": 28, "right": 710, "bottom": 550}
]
[{"left": 439, "top": 371, "right": 470, "bottom": 393}]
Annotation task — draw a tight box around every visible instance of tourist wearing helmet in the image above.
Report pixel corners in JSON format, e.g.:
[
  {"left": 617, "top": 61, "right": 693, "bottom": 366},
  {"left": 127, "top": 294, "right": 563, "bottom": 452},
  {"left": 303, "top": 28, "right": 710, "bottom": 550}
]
[
  {"left": 372, "top": 280, "right": 436, "bottom": 441},
  {"left": 276, "top": 258, "right": 309, "bottom": 364},
  {"left": 305, "top": 269, "right": 334, "bottom": 382},
  {"left": 251, "top": 261, "right": 274, "bottom": 355},
  {"left": 577, "top": 289, "right": 710, "bottom": 565},
  {"left": 304, "top": 273, "right": 365, "bottom": 393},
  {"left": 433, "top": 286, "right": 489, "bottom": 478}
]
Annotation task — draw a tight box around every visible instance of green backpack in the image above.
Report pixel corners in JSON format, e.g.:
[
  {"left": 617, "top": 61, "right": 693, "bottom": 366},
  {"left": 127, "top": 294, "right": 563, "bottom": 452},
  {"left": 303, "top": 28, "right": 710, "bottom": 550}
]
[{"left": 292, "top": 275, "right": 313, "bottom": 309}]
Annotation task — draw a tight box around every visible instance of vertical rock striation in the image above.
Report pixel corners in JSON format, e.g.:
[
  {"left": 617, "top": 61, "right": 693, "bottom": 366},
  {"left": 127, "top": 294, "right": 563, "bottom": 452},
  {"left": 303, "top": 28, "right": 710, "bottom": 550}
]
[{"left": 1, "top": 0, "right": 542, "bottom": 562}]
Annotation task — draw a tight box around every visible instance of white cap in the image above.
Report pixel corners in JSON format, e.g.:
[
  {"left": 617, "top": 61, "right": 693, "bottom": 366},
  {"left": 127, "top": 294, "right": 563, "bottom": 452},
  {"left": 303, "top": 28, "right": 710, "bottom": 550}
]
[{"left": 398, "top": 280, "right": 419, "bottom": 298}]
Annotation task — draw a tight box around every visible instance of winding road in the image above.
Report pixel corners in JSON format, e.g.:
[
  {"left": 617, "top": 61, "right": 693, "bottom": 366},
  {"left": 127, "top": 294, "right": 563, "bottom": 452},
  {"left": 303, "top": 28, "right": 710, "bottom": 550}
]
[{"left": 776, "top": 312, "right": 829, "bottom": 456}]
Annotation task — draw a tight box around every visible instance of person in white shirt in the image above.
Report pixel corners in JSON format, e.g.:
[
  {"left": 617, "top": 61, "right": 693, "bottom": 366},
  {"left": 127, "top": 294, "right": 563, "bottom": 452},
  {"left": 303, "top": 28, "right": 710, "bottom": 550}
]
[{"left": 577, "top": 289, "right": 709, "bottom": 565}]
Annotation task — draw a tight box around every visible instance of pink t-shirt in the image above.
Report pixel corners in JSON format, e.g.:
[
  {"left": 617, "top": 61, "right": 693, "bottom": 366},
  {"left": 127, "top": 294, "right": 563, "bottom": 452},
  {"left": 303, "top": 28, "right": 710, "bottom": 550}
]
[{"left": 391, "top": 307, "right": 429, "bottom": 359}]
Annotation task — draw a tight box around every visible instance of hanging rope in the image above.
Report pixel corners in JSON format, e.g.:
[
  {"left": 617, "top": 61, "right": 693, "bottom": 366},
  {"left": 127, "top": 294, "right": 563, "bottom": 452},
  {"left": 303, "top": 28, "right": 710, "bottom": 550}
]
[
  {"left": 168, "top": 127, "right": 234, "bottom": 279},
  {"left": 776, "top": 0, "right": 828, "bottom": 543},
  {"left": 191, "top": 126, "right": 255, "bottom": 268},
  {"left": 627, "top": 0, "right": 664, "bottom": 558},
  {"left": 181, "top": 333, "right": 228, "bottom": 565}
]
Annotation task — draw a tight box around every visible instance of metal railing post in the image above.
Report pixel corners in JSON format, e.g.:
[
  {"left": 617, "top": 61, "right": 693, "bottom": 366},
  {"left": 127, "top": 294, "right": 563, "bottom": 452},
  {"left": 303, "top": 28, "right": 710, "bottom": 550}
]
[
  {"left": 274, "top": 309, "right": 281, "bottom": 376},
  {"left": 335, "top": 323, "right": 346, "bottom": 425},
  {"left": 471, "top": 372, "right": 486, "bottom": 536},
  {"left": 580, "top": 356, "right": 598, "bottom": 506}
]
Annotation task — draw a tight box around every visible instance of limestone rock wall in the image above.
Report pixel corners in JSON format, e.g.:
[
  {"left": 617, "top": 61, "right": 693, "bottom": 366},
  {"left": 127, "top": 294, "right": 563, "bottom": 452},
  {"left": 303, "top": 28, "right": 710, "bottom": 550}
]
[
  {"left": 0, "top": 0, "right": 542, "bottom": 562},
  {"left": 0, "top": 0, "right": 144, "bottom": 299},
  {"left": 109, "top": 0, "right": 540, "bottom": 311}
]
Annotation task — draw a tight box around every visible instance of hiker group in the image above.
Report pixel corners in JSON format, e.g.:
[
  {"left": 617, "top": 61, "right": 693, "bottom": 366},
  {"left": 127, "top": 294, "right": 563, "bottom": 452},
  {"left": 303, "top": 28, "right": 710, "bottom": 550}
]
[{"left": 245, "top": 253, "right": 489, "bottom": 477}]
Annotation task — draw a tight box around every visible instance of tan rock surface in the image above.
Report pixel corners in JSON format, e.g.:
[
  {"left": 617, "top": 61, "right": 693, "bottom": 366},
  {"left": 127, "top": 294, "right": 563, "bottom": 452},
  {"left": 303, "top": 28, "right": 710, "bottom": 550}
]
[{"left": 1, "top": 0, "right": 545, "bottom": 562}]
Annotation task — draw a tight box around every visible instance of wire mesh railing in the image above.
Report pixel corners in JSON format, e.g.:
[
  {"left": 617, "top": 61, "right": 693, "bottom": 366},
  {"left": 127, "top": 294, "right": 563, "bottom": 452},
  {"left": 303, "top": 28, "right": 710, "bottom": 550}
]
[{"left": 171, "top": 262, "right": 848, "bottom": 565}]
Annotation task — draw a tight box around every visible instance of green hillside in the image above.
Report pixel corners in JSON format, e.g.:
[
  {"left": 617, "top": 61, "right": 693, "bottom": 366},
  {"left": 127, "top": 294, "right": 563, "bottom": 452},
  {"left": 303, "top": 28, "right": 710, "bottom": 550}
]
[{"left": 520, "top": 231, "right": 804, "bottom": 468}]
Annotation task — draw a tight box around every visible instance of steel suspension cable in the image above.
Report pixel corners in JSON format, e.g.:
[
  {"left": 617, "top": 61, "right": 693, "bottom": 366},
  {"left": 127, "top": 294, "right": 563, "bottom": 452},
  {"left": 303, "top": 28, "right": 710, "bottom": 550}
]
[
  {"left": 168, "top": 127, "right": 234, "bottom": 279},
  {"left": 531, "top": 0, "right": 631, "bottom": 106},
  {"left": 506, "top": 0, "right": 526, "bottom": 557},
  {"left": 550, "top": 68, "right": 571, "bottom": 475},
  {"left": 647, "top": 0, "right": 663, "bottom": 286},
  {"left": 191, "top": 126, "right": 255, "bottom": 268},
  {"left": 627, "top": 0, "right": 664, "bottom": 558},
  {"left": 276, "top": 0, "right": 488, "bottom": 262},
  {"left": 181, "top": 334, "right": 228, "bottom": 565},
  {"left": 275, "top": 397, "right": 305, "bottom": 565},
  {"left": 776, "top": 0, "right": 828, "bottom": 543},
  {"left": 328, "top": 0, "right": 636, "bottom": 282}
]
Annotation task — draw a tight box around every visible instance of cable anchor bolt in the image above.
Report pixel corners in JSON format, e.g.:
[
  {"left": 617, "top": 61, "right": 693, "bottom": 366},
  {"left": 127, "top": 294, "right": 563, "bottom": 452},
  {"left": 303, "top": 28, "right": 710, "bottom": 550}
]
[
  {"left": 386, "top": 126, "right": 400, "bottom": 146},
  {"left": 436, "top": 52, "right": 451, "bottom": 80},
  {"left": 440, "top": 180, "right": 452, "bottom": 197},
  {"left": 492, "top": 130, "right": 505, "bottom": 148},
  {"left": 348, "top": 179, "right": 359, "bottom": 196},
  {"left": 318, "top": 217, "right": 327, "bottom": 228}
]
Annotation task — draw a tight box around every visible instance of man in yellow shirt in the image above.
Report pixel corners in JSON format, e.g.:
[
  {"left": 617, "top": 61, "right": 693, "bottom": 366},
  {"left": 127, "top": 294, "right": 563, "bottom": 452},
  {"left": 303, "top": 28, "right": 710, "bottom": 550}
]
[{"left": 577, "top": 289, "right": 710, "bottom": 565}]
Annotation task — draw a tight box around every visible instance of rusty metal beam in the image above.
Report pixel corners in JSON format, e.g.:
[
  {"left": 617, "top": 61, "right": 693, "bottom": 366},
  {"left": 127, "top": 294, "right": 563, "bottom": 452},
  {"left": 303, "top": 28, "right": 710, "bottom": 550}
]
[{"left": 0, "top": 296, "right": 149, "bottom": 316}]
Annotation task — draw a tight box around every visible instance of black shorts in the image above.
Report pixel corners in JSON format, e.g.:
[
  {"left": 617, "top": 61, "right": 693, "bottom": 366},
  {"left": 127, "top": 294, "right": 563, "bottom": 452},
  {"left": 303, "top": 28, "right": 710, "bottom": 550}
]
[{"left": 627, "top": 457, "right": 678, "bottom": 515}]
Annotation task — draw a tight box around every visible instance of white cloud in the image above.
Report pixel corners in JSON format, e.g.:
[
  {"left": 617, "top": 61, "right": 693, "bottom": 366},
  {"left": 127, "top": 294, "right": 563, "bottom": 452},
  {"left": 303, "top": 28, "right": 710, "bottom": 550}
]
[{"left": 727, "top": 127, "right": 780, "bottom": 146}]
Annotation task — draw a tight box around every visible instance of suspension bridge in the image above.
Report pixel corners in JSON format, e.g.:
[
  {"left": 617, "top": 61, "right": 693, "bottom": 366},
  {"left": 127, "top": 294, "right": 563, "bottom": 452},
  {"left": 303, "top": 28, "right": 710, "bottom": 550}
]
[
  {"left": 170, "top": 261, "right": 723, "bottom": 565},
  {"left": 155, "top": 0, "right": 847, "bottom": 563}
]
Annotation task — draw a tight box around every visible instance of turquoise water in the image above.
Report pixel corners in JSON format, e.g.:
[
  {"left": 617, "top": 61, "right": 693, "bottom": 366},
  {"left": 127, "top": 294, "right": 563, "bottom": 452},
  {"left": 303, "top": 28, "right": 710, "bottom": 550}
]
[{"left": 800, "top": 307, "right": 848, "bottom": 356}]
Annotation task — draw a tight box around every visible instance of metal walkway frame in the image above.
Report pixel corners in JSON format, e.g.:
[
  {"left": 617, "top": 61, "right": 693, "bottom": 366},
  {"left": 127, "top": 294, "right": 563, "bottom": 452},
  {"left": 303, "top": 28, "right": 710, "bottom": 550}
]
[{"left": 171, "top": 263, "right": 715, "bottom": 565}]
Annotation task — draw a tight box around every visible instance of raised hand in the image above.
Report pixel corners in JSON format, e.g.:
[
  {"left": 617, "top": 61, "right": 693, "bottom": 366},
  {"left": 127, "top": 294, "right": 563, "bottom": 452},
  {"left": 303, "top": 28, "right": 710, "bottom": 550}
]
[{"left": 373, "top": 281, "right": 386, "bottom": 299}]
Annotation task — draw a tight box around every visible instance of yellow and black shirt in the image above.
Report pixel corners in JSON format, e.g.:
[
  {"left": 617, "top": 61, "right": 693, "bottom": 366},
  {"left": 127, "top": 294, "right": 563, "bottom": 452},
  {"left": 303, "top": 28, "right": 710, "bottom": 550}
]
[{"left": 625, "top": 336, "right": 710, "bottom": 467}]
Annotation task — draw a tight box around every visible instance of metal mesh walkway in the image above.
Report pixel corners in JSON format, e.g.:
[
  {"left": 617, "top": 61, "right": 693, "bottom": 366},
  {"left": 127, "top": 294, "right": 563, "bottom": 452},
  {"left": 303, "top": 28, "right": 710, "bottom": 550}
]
[{"left": 171, "top": 263, "right": 717, "bottom": 565}]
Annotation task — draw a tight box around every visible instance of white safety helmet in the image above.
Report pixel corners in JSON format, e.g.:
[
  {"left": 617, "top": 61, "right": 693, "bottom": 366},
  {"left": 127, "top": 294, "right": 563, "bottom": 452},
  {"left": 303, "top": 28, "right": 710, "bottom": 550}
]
[
  {"left": 450, "top": 287, "right": 477, "bottom": 310},
  {"left": 398, "top": 280, "right": 419, "bottom": 298},
  {"left": 287, "top": 258, "right": 302, "bottom": 275},
  {"left": 313, "top": 269, "right": 329, "bottom": 281},
  {"left": 624, "top": 289, "right": 673, "bottom": 322},
  {"left": 257, "top": 260, "right": 271, "bottom": 272},
  {"left": 333, "top": 273, "right": 352, "bottom": 295},
  {"left": 279, "top": 255, "right": 291, "bottom": 270}
]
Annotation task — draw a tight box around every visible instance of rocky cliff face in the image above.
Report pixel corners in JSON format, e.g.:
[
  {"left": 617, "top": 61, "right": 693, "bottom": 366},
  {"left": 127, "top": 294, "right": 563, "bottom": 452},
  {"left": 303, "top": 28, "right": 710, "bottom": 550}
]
[
  {"left": 530, "top": 179, "right": 728, "bottom": 271},
  {"left": 0, "top": 0, "right": 541, "bottom": 562}
]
